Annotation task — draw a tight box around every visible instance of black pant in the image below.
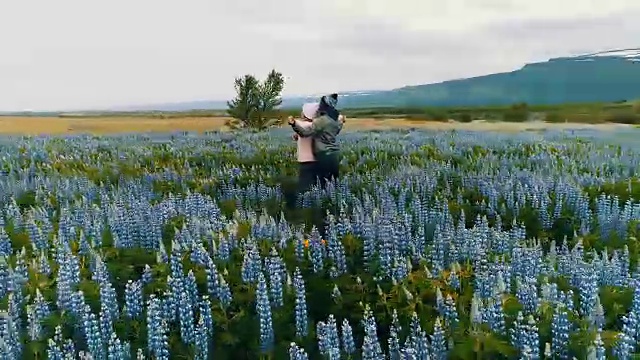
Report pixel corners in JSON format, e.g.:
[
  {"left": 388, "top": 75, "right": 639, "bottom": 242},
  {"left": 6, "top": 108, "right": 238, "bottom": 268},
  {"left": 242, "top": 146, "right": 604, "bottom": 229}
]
[
  {"left": 297, "top": 162, "right": 319, "bottom": 194},
  {"left": 316, "top": 153, "right": 340, "bottom": 189},
  {"left": 285, "top": 162, "right": 318, "bottom": 209}
]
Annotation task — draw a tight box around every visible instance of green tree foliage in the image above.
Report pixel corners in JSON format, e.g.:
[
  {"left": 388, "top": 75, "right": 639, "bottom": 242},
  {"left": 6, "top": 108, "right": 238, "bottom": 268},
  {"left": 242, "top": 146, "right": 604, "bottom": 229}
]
[
  {"left": 226, "top": 74, "right": 259, "bottom": 123},
  {"left": 226, "top": 70, "right": 285, "bottom": 130}
]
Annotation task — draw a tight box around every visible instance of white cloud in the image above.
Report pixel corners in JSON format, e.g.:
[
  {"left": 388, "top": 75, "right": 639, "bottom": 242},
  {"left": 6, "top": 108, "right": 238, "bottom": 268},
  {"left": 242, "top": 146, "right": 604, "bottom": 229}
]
[{"left": 0, "top": 0, "right": 638, "bottom": 110}]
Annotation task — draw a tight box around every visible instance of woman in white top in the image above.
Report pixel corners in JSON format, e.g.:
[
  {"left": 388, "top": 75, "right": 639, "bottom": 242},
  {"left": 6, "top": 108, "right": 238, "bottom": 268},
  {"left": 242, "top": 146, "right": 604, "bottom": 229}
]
[{"left": 291, "top": 102, "right": 321, "bottom": 194}]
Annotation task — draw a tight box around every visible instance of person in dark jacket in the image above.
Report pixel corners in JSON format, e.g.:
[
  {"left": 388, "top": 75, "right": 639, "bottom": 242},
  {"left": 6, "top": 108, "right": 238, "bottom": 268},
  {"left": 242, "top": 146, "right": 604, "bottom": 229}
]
[
  {"left": 318, "top": 93, "right": 340, "bottom": 121},
  {"left": 288, "top": 94, "right": 343, "bottom": 188}
]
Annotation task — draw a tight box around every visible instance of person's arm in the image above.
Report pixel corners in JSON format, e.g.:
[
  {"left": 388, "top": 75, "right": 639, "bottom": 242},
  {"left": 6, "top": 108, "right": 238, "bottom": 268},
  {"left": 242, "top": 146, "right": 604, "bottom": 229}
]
[
  {"left": 288, "top": 116, "right": 300, "bottom": 140},
  {"left": 335, "top": 115, "right": 345, "bottom": 135},
  {"left": 291, "top": 117, "right": 326, "bottom": 137}
]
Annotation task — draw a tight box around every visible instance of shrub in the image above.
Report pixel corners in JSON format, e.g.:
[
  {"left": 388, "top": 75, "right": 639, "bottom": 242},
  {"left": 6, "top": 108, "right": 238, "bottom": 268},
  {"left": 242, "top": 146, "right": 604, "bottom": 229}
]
[
  {"left": 502, "top": 102, "right": 529, "bottom": 122},
  {"left": 544, "top": 111, "right": 564, "bottom": 123},
  {"left": 604, "top": 110, "right": 640, "bottom": 124},
  {"left": 457, "top": 113, "right": 473, "bottom": 123},
  {"left": 423, "top": 108, "right": 449, "bottom": 121}
]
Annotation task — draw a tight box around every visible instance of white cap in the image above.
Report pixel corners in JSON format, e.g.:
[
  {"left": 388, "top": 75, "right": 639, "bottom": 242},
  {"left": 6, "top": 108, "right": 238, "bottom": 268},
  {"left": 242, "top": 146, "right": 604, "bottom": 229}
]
[{"left": 302, "top": 102, "right": 319, "bottom": 120}]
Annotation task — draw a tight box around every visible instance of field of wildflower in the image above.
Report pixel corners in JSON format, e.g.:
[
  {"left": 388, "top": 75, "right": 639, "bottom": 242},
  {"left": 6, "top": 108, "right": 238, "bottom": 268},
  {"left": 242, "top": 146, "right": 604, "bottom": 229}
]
[{"left": 2, "top": 127, "right": 640, "bottom": 359}]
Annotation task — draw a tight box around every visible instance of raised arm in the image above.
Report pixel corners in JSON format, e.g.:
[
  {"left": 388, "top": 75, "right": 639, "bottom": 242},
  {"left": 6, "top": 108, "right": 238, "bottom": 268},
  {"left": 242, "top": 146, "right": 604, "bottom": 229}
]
[
  {"left": 336, "top": 115, "right": 345, "bottom": 135},
  {"left": 288, "top": 117, "right": 300, "bottom": 140},
  {"left": 290, "top": 117, "right": 326, "bottom": 137}
]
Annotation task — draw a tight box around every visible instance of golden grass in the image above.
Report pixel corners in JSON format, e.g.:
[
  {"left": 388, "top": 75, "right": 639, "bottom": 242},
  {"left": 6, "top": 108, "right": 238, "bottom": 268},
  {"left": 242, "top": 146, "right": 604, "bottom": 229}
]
[
  {"left": 0, "top": 117, "right": 229, "bottom": 135},
  {"left": 0, "top": 116, "right": 630, "bottom": 135},
  {"left": 354, "top": 118, "right": 631, "bottom": 132}
]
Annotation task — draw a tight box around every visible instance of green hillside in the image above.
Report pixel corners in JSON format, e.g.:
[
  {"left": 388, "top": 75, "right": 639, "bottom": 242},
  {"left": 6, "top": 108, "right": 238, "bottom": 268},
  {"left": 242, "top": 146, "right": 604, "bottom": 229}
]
[{"left": 336, "top": 49, "right": 640, "bottom": 108}]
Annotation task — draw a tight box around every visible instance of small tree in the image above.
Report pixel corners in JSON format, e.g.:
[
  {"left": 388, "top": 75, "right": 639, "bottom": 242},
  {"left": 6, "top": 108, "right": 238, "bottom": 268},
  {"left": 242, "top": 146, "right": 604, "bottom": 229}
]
[
  {"left": 226, "top": 70, "right": 285, "bottom": 130},
  {"left": 226, "top": 75, "right": 259, "bottom": 124}
]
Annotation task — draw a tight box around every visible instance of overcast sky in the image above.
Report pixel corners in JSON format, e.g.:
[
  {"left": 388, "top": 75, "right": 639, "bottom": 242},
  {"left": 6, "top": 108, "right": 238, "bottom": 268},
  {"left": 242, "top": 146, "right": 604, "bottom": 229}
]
[{"left": 1, "top": 0, "right": 639, "bottom": 111}]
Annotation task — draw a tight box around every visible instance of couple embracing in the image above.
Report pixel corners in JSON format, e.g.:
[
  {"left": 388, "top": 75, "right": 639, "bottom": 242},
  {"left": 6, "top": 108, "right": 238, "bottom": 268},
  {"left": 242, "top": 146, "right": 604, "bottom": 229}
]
[{"left": 287, "top": 93, "right": 344, "bottom": 201}]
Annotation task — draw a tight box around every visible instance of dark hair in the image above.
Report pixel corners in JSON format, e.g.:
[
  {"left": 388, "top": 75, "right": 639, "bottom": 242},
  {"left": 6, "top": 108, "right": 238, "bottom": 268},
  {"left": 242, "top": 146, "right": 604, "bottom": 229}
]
[{"left": 320, "top": 94, "right": 338, "bottom": 107}]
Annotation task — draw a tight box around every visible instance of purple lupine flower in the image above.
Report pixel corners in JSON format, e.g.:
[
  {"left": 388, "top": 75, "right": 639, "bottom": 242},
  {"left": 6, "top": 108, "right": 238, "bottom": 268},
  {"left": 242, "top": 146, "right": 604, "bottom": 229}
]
[
  {"left": 141, "top": 264, "right": 153, "bottom": 284},
  {"left": 241, "top": 243, "right": 260, "bottom": 284},
  {"left": 217, "top": 273, "right": 233, "bottom": 308},
  {"left": 511, "top": 311, "right": 526, "bottom": 354},
  {"left": 486, "top": 295, "right": 505, "bottom": 334},
  {"left": 0, "top": 228, "right": 11, "bottom": 258},
  {"left": 322, "top": 315, "right": 341, "bottom": 358},
  {"left": 194, "top": 315, "right": 209, "bottom": 360},
  {"left": 406, "top": 312, "right": 430, "bottom": 358},
  {"left": 26, "top": 306, "right": 41, "bottom": 341},
  {"left": 47, "top": 338, "right": 64, "bottom": 360},
  {"left": 107, "top": 331, "right": 130, "bottom": 359},
  {"left": 199, "top": 296, "right": 214, "bottom": 336},
  {"left": 431, "top": 317, "right": 447, "bottom": 360},
  {"left": 267, "top": 249, "right": 284, "bottom": 308},
  {"left": 361, "top": 305, "right": 383, "bottom": 360},
  {"left": 308, "top": 227, "right": 325, "bottom": 273},
  {"left": 341, "top": 318, "right": 356, "bottom": 355},
  {"left": 147, "top": 295, "right": 169, "bottom": 360},
  {"left": 185, "top": 270, "right": 199, "bottom": 309},
  {"left": 448, "top": 267, "right": 460, "bottom": 290},
  {"left": 522, "top": 315, "right": 539, "bottom": 360},
  {"left": 84, "top": 306, "right": 104, "bottom": 359},
  {"left": 1, "top": 309, "right": 21, "bottom": 359},
  {"left": 256, "top": 271, "right": 274, "bottom": 353},
  {"left": 178, "top": 289, "right": 195, "bottom": 344},
  {"left": 124, "top": 279, "right": 143, "bottom": 319},
  {"left": 293, "top": 267, "right": 308, "bottom": 339},
  {"left": 325, "top": 213, "right": 347, "bottom": 276},
  {"left": 389, "top": 310, "right": 402, "bottom": 360},
  {"left": 551, "top": 304, "right": 570, "bottom": 359},
  {"left": 294, "top": 233, "right": 305, "bottom": 263},
  {"left": 99, "top": 303, "right": 113, "bottom": 350},
  {"left": 592, "top": 330, "right": 606, "bottom": 360},
  {"left": 0, "top": 257, "right": 9, "bottom": 299},
  {"left": 206, "top": 260, "right": 220, "bottom": 298},
  {"left": 443, "top": 295, "right": 459, "bottom": 329},
  {"left": 289, "top": 342, "right": 309, "bottom": 360}
]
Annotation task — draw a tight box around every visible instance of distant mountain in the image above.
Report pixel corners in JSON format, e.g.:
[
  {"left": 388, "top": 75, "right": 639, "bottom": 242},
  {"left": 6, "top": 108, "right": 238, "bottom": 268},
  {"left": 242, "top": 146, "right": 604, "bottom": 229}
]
[
  {"left": 109, "top": 91, "right": 384, "bottom": 112},
  {"left": 111, "top": 100, "right": 229, "bottom": 112},
  {"left": 108, "top": 48, "right": 640, "bottom": 111},
  {"left": 360, "top": 48, "right": 640, "bottom": 107}
]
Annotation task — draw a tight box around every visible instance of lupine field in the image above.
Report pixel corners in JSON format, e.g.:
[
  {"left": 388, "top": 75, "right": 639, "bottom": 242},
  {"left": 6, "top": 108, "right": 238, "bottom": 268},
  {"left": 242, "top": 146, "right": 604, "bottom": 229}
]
[{"left": 2, "top": 127, "right": 640, "bottom": 359}]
